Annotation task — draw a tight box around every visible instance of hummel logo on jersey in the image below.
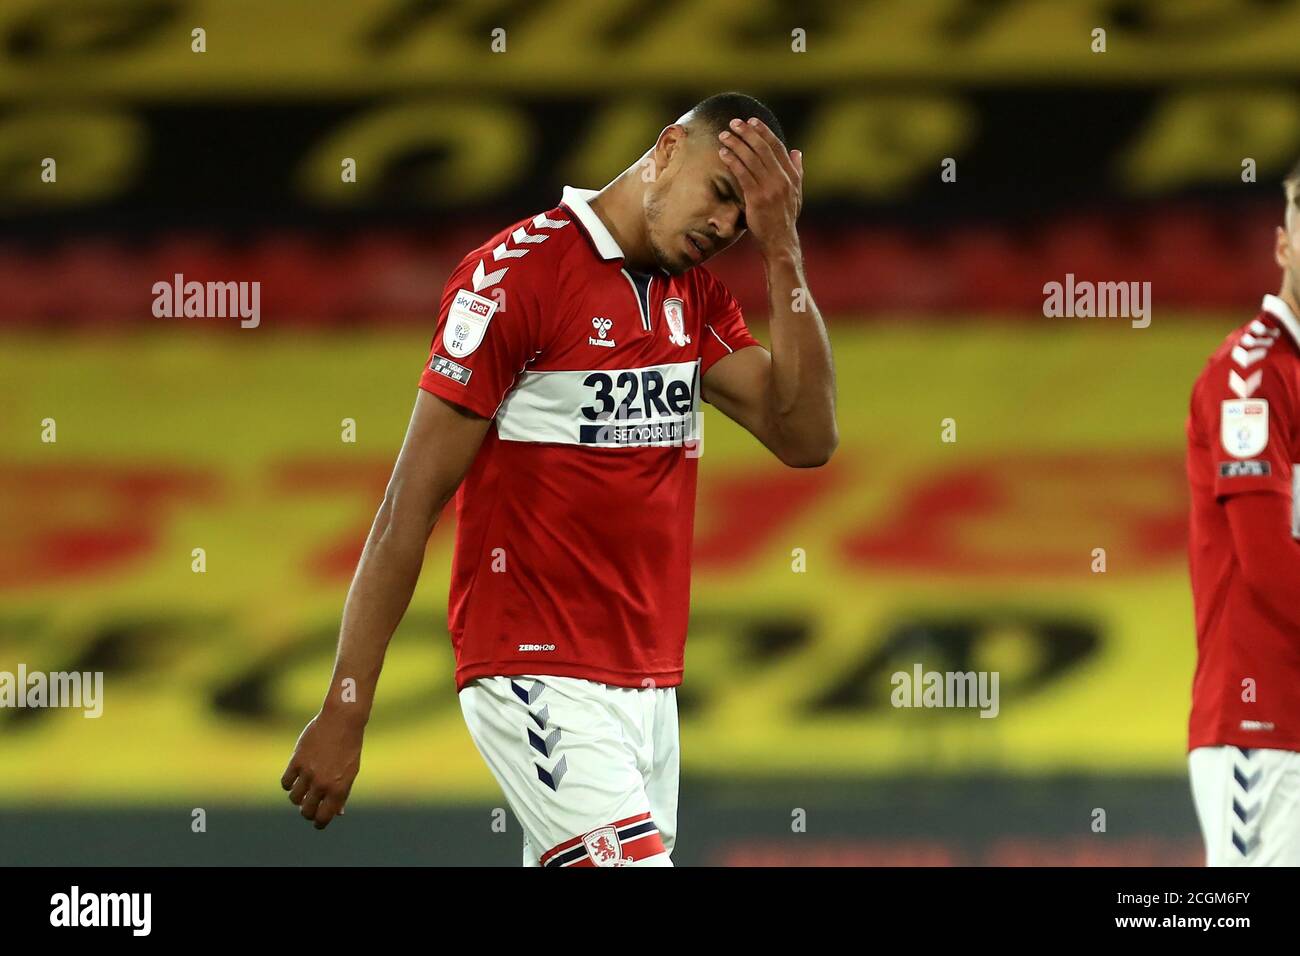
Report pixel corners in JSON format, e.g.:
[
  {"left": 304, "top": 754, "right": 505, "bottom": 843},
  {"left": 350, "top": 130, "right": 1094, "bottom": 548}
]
[{"left": 589, "top": 317, "right": 615, "bottom": 348}]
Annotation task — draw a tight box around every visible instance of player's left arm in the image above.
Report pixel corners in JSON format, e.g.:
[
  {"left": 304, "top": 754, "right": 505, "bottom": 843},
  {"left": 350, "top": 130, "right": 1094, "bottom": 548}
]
[{"left": 701, "top": 118, "right": 837, "bottom": 468}]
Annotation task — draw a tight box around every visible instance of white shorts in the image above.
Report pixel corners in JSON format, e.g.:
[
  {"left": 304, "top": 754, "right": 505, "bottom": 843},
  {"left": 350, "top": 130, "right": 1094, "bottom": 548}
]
[
  {"left": 459, "top": 674, "right": 679, "bottom": 867},
  {"left": 1189, "top": 745, "right": 1300, "bottom": 866}
]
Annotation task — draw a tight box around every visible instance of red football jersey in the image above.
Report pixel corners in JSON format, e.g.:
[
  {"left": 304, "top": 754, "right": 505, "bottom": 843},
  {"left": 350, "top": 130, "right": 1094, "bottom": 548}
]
[
  {"left": 1186, "top": 294, "right": 1300, "bottom": 752},
  {"left": 418, "top": 186, "right": 760, "bottom": 691}
]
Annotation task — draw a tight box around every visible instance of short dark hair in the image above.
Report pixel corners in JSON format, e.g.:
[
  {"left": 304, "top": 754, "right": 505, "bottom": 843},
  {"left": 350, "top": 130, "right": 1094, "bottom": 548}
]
[{"left": 684, "top": 91, "right": 786, "bottom": 147}]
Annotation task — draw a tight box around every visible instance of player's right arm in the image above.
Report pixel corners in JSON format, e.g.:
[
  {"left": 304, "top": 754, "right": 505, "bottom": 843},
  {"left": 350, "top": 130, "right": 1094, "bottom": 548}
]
[
  {"left": 281, "top": 233, "right": 551, "bottom": 829},
  {"left": 281, "top": 390, "right": 491, "bottom": 829},
  {"left": 1203, "top": 354, "right": 1300, "bottom": 630}
]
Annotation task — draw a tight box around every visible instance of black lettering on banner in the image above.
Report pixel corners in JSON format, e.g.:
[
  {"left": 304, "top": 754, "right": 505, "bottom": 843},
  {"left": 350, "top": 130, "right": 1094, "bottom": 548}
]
[
  {"left": 581, "top": 372, "right": 615, "bottom": 420},
  {"left": 581, "top": 369, "right": 693, "bottom": 423},
  {"left": 666, "top": 379, "right": 691, "bottom": 415},
  {"left": 642, "top": 369, "right": 668, "bottom": 414},
  {"left": 670, "top": 377, "right": 691, "bottom": 416},
  {"left": 614, "top": 371, "right": 644, "bottom": 420}
]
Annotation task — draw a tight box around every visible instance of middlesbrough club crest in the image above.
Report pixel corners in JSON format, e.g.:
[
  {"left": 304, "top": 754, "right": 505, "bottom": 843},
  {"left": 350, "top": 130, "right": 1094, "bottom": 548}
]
[
  {"left": 582, "top": 826, "right": 626, "bottom": 866},
  {"left": 663, "top": 297, "right": 691, "bottom": 347}
]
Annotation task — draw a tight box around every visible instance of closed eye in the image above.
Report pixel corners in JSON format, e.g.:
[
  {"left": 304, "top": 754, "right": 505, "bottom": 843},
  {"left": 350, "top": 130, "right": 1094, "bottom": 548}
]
[{"left": 714, "top": 180, "right": 746, "bottom": 230}]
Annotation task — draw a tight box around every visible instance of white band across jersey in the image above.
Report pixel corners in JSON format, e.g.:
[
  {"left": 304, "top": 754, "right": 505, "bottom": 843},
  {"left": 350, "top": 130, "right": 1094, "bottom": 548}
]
[{"left": 495, "top": 359, "right": 701, "bottom": 447}]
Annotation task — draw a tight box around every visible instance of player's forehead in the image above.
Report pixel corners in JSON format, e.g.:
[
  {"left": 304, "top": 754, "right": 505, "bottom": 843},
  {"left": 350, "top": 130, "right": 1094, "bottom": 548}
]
[{"left": 687, "top": 127, "right": 741, "bottom": 190}]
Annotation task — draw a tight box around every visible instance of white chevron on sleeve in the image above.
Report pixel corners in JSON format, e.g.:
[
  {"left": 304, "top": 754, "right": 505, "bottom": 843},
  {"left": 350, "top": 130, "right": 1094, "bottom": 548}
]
[
  {"left": 1232, "top": 345, "right": 1269, "bottom": 368},
  {"left": 1229, "top": 369, "right": 1263, "bottom": 399},
  {"left": 467, "top": 211, "right": 569, "bottom": 292},
  {"left": 1240, "top": 332, "right": 1269, "bottom": 347},
  {"left": 492, "top": 242, "right": 528, "bottom": 260},
  {"left": 472, "top": 258, "right": 509, "bottom": 292},
  {"left": 511, "top": 226, "right": 548, "bottom": 245}
]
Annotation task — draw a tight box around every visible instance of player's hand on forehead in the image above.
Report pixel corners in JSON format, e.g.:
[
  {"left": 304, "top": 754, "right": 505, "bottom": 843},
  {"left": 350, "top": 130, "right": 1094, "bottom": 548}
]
[
  {"left": 717, "top": 117, "right": 803, "bottom": 217},
  {"left": 718, "top": 118, "right": 800, "bottom": 179},
  {"left": 716, "top": 116, "right": 804, "bottom": 244}
]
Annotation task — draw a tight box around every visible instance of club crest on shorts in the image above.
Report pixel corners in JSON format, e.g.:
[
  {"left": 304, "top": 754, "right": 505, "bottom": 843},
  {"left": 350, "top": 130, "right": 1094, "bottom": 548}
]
[
  {"left": 582, "top": 826, "right": 625, "bottom": 866},
  {"left": 663, "top": 297, "right": 691, "bottom": 347},
  {"left": 1221, "top": 399, "right": 1269, "bottom": 459},
  {"left": 443, "top": 288, "right": 498, "bottom": 358}
]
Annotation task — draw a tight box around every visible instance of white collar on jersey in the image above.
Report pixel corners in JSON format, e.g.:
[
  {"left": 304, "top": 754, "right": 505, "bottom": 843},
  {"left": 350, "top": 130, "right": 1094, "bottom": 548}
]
[
  {"left": 1262, "top": 293, "right": 1300, "bottom": 347},
  {"left": 560, "top": 185, "right": 624, "bottom": 261}
]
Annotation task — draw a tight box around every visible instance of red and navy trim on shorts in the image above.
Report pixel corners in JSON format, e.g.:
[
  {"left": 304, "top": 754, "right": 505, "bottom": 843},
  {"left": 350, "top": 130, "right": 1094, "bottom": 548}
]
[{"left": 539, "top": 811, "right": 666, "bottom": 867}]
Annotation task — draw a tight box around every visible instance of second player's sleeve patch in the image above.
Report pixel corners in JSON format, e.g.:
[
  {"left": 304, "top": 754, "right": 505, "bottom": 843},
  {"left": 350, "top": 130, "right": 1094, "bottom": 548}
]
[
  {"left": 1220, "top": 398, "right": 1269, "bottom": 459},
  {"left": 1218, "top": 460, "right": 1271, "bottom": 478}
]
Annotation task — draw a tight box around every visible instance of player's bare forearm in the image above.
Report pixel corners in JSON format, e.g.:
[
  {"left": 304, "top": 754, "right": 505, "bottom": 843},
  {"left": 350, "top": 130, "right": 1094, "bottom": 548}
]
[
  {"left": 321, "top": 489, "right": 447, "bottom": 726},
  {"left": 760, "top": 240, "right": 837, "bottom": 465},
  {"left": 320, "top": 396, "right": 485, "bottom": 724},
  {"left": 282, "top": 390, "right": 489, "bottom": 828},
  {"left": 278, "top": 515, "right": 427, "bottom": 830}
]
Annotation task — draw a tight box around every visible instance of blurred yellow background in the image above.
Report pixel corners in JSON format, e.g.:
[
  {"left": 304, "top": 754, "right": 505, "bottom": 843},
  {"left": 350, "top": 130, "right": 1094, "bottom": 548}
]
[
  {"left": 0, "top": 319, "right": 1212, "bottom": 802},
  {"left": 3, "top": 0, "right": 1295, "bottom": 864}
]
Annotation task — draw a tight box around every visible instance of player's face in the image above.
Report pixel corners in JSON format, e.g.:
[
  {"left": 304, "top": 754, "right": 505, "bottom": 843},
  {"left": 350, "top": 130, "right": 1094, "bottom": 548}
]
[
  {"left": 1277, "top": 192, "right": 1300, "bottom": 296},
  {"left": 643, "top": 131, "right": 746, "bottom": 275}
]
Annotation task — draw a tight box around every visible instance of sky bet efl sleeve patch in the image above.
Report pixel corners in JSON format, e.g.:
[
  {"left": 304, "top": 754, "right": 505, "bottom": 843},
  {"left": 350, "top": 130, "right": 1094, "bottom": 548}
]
[
  {"left": 443, "top": 289, "right": 499, "bottom": 358},
  {"left": 1221, "top": 398, "right": 1269, "bottom": 459}
]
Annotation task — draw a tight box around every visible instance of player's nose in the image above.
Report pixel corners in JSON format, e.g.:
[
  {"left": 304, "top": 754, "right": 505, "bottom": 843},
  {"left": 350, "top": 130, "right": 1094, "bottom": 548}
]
[
  {"left": 712, "top": 201, "right": 743, "bottom": 238},
  {"left": 707, "top": 212, "right": 740, "bottom": 246}
]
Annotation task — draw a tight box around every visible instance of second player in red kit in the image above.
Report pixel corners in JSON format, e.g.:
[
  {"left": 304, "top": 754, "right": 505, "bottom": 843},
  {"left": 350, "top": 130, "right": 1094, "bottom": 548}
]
[{"left": 1185, "top": 159, "right": 1300, "bottom": 866}]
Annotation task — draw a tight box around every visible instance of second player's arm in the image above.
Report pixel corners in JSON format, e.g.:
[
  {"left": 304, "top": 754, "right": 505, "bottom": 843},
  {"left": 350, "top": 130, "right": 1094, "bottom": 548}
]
[
  {"left": 1226, "top": 490, "right": 1300, "bottom": 632},
  {"left": 281, "top": 390, "right": 490, "bottom": 828}
]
